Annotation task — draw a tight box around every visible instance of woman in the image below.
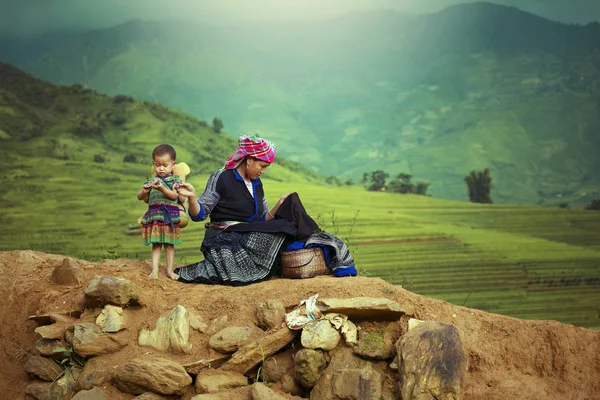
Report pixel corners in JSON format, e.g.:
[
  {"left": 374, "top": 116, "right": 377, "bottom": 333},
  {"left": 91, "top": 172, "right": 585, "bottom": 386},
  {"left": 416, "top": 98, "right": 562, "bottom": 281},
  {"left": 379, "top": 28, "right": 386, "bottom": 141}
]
[{"left": 174, "top": 135, "right": 357, "bottom": 285}]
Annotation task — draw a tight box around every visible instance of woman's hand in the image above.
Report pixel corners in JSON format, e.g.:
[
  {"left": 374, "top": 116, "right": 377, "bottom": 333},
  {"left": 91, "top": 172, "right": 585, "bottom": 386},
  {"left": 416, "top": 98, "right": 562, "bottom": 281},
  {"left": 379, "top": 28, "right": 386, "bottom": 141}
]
[
  {"left": 176, "top": 182, "right": 197, "bottom": 198},
  {"left": 277, "top": 193, "right": 292, "bottom": 206}
]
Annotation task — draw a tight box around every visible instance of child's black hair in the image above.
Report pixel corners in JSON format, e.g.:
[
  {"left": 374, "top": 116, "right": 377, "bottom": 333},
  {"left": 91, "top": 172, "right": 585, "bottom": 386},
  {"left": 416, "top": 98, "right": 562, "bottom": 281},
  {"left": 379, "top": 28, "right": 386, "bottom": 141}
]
[{"left": 152, "top": 144, "right": 176, "bottom": 161}]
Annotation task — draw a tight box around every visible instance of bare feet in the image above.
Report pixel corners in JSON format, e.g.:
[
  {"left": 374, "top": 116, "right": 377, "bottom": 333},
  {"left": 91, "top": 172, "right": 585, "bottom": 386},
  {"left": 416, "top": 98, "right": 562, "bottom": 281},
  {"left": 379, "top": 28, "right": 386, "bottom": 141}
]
[
  {"left": 167, "top": 271, "right": 179, "bottom": 280},
  {"left": 149, "top": 268, "right": 159, "bottom": 279}
]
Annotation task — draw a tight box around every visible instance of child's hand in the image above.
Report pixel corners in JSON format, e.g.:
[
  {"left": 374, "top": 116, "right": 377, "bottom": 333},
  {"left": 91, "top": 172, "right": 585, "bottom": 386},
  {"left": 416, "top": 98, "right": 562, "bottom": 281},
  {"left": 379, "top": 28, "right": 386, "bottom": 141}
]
[
  {"left": 142, "top": 182, "right": 152, "bottom": 193},
  {"left": 151, "top": 179, "right": 162, "bottom": 189}
]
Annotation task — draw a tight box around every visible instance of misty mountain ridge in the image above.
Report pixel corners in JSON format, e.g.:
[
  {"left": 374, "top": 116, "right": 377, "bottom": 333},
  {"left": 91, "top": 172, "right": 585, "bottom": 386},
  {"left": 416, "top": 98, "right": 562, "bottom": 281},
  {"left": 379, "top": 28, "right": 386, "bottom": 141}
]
[{"left": 1, "top": 1, "right": 600, "bottom": 206}]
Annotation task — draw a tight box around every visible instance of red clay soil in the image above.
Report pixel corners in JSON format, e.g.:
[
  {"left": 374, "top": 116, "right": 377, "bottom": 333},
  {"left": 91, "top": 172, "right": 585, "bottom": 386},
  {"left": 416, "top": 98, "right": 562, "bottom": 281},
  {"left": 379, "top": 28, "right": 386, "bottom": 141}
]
[{"left": 0, "top": 250, "right": 599, "bottom": 400}]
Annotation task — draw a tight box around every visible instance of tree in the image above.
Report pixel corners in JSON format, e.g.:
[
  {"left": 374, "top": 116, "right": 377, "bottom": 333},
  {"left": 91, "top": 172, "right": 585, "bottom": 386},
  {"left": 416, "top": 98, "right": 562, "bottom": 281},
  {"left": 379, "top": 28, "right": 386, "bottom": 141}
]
[
  {"left": 388, "top": 173, "right": 414, "bottom": 194},
  {"left": 367, "top": 170, "right": 388, "bottom": 191},
  {"left": 584, "top": 198, "right": 600, "bottom": 210},
  {"left": 360, "top": 173, "right": 369, "bottom": 186},
  {"left": 212, "top": 117, "right": 224, "bottom": 133},
  {"left": 415, "top": 182, "right": 431, "bottom": 196},
  {"left": 465, "top": 168, "right": 493, "bottom": 203},
  {"left": 325, "top": 176, "right": 342, "bottom": 186}
]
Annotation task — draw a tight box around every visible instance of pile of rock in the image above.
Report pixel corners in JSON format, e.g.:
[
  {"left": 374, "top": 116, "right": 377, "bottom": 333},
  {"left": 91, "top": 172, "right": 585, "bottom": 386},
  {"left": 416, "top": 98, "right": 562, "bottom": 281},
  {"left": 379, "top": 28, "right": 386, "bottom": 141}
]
[{"left": 23, "top": 259, "right": 468, "bottom": 399}]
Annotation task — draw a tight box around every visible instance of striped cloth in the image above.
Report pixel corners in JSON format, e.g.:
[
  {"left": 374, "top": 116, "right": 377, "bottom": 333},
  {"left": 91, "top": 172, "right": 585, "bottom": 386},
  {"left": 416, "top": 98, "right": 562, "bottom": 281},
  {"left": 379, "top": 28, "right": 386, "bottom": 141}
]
[
  {"left": 175, "top": 231, "right": 286, "bottom": 285},
  {"left": 223, "top": 135, "right": 277, "bottom": 169}
]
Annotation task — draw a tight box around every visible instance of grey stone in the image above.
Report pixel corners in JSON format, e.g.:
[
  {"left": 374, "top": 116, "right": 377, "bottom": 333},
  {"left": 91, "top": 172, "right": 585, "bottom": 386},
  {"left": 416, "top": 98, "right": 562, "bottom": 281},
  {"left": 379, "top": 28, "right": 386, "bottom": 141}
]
[
  {"left": 96, "top": 305, "right": 126, "bottom": 333},
  {"left": 72, "top": 387, "right": 109, "bottom": 400},
  {"left": 301, "top": 320, "right": 341, "bottom": 351},
  {"left": 397, "top": 321, "right": 467, "bottom": 400},
  {"left": 138, "top": 305, "right": 191, "bottom": 353},
  {"left": 71, "top": 322, "right": 127, "bottom": 357},
  {"left": 317, "top": 297, "right": 407, "bottom": 321},
  {"left": 84, "top": 276, "right": 140, "bottom": 307},
  {"left": 294, "top": 349, "right": 327, "bottom": 388},
  {"left": 256, "top": 300, "right": 286, "bottom": 331},
  {"left": 221, "top": 328, "right": 297, "bottom": 374},
  {"left": 195, "top": 369, "right": 248, "bottom": 394},
  {"left": 76, "top": 357, "right": 113, "bottom": 391},
  {"left": 209, "top": 326, "right": 257, "bottom": 353},
  {"left": 113, "top": 357, "right": 192, "bottom": 395},
  {"left": 261, "top": 348, "right": 295, "bottom": 383},
  {"left": 24, "top": 355, "right": 64, "bottom": 381},
  {"left": 251, "top": 382, "right": 287, "bottom": 400}
]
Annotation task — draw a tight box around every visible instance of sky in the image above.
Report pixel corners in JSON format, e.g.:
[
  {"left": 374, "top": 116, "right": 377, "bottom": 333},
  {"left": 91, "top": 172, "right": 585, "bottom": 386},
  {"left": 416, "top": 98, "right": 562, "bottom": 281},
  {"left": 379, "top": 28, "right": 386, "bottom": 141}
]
[{"left": 1, "top": 0, "right": 599, "bottom": 36}]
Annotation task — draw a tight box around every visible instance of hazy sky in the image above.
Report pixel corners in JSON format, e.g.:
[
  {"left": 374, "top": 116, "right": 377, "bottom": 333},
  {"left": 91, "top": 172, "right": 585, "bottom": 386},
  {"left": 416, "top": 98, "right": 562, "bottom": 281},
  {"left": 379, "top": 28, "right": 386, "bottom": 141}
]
[{"left": 1, "top": 0, "right": 599, "bottom": 36}]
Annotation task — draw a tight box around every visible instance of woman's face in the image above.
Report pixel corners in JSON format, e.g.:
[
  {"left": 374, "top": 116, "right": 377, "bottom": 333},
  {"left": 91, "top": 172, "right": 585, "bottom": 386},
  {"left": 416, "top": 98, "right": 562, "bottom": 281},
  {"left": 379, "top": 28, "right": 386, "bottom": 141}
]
[{"left": 246, "top": 157, "right": 271, "bottom": 180}]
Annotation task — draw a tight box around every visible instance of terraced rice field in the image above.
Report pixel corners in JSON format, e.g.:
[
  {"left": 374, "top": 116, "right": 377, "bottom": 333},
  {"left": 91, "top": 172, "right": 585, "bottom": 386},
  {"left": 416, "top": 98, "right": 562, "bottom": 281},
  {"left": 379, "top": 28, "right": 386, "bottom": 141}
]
[{"left": 2, "top": 174, "right": 599, "bottom": 329}]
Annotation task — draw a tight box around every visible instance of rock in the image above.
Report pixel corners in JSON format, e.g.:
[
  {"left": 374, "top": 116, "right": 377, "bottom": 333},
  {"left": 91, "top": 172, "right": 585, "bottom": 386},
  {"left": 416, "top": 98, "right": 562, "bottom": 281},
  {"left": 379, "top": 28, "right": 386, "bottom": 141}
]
[
  {"left": 209, "top": 326, "right": 257, "bottom": 353},
  {"left": 256, "top": 300, "right": 286, "bottom": 331},
  {"left": 408, "top": 317, "right": 425, "bottom": 331},
  {"left": 195, "top": 369, "right": 248, "bottom": 394},
  {"left": 341, "top": 320, "right": 358, "bottom": 346},
  {"left": 53, "top": 371, "right": 77, "bottom": 400},
  {"left": 24, "top": 355, "right": 64, "bottom": 381},
  {"left": 71, "top": 322, "right": 127, "bottom": 357},
  {"left": 84, "top": 276, "right": 140, "bottom": 307},
  {"left": 35, "top": 338, "right": 66, "bottom": 359},
  {"left": 29, "top": 311, "right": 82, "bottom": 325},
  {"left": 113, "top": 357, "right": 192, "bottom": 395},
  {"left": 251, "top": 382, "right": 287, "bottom": 400},
  {"left": 310, "top": 344, "right": 392, "bottom": 400},
  {"left": 72, "top": 387, "right": 109, "bottom": 400},
  {"left": 261, "top": 348, "right": 295, "bottom": 383},
  {"left": 294, "top": 349, "right": 327, "bottom": 388},
  {"left": 330, "top": 368, "right": 382, "bottom": 400},
  {"left": 207, "top": 315, "right": 229, "bottom": 334},
  {"left": 397, "top": 321, "right": 467, "bottom": 400},
  {"left": 222, "top": 328, "right": 297, "bottom": 374},
  {"left": 183, "top": 354, "right": 231, "bottom": 374},
  {"left": 301, "top": 320, "right": 341, "bottom": 351},
  {"left": 189, "top": 312, "right": 208, "bottom": 332},
  {"left": 96, "top": 304, "right": 126, "bottom": 333},
  {"left": 35, "top": 323, "right": 68, "bottom": 339},
  {"left": 354, "top": 322, "right": 401, "bottom": 360},
  {"left": 190, "top": 394, "right": 226, "bottom": 400},
  {"left": 25, "top": 381, "right": 51, "bottom": 399},
  {"left": 51, "top": 257, "right": 83, "bottom": 285},
  {"left": 19, "top": 250, "right": 42, "bottom": 264},
  {"left": 134, "top": 393, "right": 177, "bottom": 399},
  {"left": 278, "top": 374, "right": 303, "bottom": 396},
  {"left": 317, "top": 297, "right": 407, "bottom": 321},
  {"left": 76, "top": 357, "right": 113, "bottom": 391},
  {"left": 138, "top": 305, "right": 191, "bottom": 353}
]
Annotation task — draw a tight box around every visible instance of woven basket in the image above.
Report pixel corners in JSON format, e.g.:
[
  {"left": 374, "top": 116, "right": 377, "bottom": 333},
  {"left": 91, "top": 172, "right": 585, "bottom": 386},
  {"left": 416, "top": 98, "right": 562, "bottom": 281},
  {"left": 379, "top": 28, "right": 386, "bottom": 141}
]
[{"left": 281, "top": 248, "right": 330, "bottom": 279}]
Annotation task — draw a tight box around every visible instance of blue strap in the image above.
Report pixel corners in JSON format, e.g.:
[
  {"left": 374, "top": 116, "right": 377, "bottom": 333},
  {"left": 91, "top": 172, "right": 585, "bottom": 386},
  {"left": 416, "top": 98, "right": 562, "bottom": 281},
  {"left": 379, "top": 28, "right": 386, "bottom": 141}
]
[{"left": 160, "top": 205, "right": 176, "bottom": 230}]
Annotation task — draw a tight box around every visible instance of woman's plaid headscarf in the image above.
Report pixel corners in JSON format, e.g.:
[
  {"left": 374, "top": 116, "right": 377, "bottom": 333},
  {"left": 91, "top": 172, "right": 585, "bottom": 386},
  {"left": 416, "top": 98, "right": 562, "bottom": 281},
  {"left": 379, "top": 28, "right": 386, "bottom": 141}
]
[{"left": 223, "top": 135, "right": 277, "bottom": 169}]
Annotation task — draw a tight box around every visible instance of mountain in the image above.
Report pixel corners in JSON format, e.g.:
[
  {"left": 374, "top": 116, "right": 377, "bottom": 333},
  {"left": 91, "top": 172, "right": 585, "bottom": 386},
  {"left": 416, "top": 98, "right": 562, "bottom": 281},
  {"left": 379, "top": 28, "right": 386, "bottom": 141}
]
[
  {"left": 0, "top": 61, "right": 322, "bottom": 258},
  {"left": 1, "top": 2, "right": 600, "bottom": 206}
]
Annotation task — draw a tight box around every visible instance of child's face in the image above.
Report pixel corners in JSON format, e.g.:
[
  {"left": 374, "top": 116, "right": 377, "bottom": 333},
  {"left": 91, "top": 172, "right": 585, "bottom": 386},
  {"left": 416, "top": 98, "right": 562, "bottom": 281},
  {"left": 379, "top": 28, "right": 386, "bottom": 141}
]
[{"left": 153, "top": 154, "right": 176, "bottom": 177}]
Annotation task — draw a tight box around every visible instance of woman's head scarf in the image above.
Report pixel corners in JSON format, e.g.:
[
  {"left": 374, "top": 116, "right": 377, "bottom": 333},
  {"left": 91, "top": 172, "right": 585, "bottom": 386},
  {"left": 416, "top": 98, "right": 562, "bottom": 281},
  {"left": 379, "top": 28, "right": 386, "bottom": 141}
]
[{"left": 223, "top": 135, "right": 277, "bottom": 169}]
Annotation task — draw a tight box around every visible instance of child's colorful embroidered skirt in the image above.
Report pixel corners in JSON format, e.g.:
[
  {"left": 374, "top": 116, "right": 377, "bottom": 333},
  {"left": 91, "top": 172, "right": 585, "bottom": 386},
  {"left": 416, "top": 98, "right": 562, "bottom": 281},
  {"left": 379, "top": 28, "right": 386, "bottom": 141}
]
[{"left": 141, "top": 204, "right": 182, "bottom": 246}]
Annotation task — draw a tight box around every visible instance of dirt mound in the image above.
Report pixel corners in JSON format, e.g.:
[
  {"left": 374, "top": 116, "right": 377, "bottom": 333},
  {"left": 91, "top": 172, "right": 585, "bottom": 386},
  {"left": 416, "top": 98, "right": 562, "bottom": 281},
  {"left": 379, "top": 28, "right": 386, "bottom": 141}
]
[{"left": 1, "top": 250, "right": 599, "bottom": 400}]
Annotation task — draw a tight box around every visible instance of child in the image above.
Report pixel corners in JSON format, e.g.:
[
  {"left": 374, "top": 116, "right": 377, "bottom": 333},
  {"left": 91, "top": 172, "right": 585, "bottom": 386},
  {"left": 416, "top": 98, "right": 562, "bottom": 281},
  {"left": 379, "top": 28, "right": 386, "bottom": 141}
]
[{"left": 137, "top": 144, "right": 183, "bottom": 279}]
